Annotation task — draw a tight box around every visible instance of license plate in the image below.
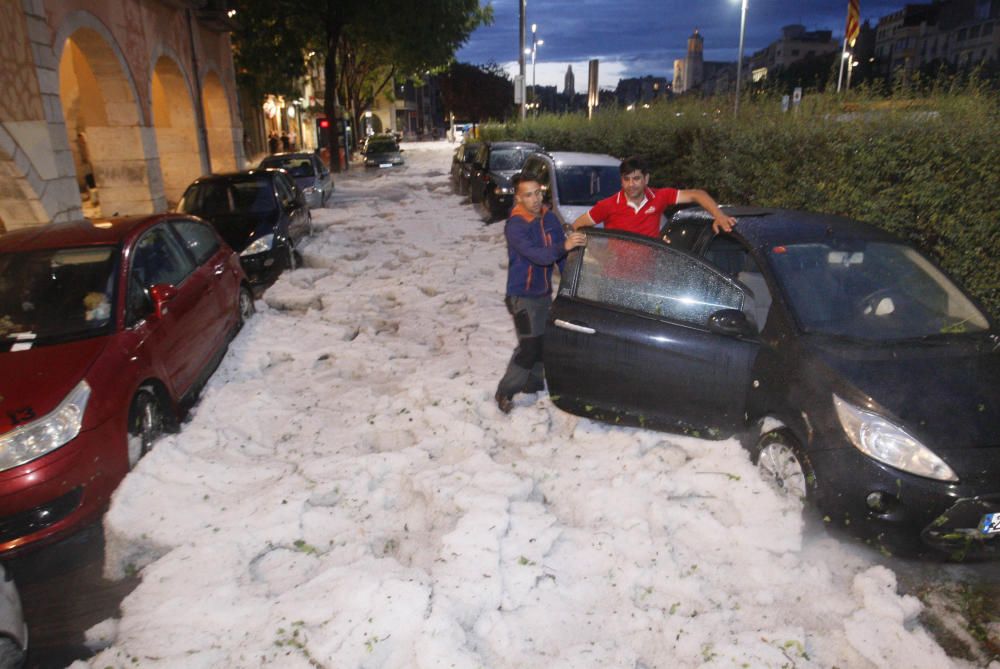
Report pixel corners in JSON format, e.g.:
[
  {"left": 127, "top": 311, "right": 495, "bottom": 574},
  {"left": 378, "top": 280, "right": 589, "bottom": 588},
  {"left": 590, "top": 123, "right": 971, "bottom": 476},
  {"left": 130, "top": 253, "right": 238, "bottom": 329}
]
[
  {"left": 981, "top": 512, "right": 1000, "bottom": 535},
  {"left": 379, "top": 163, "right": 392, "bottom": 168}
]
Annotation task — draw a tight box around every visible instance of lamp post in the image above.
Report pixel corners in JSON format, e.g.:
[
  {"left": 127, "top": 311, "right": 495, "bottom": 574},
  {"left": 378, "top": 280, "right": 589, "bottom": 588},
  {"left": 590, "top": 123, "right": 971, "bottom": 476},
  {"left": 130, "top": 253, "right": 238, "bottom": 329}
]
[
  {"left": 529, "top": 24, "right": 544, "bottom": 114},
  {"left": 519, "top": 0, "right": 526, "bottom": 120},
  {"left": 734, "top": 0, "right": 748, "bottom": 115}
]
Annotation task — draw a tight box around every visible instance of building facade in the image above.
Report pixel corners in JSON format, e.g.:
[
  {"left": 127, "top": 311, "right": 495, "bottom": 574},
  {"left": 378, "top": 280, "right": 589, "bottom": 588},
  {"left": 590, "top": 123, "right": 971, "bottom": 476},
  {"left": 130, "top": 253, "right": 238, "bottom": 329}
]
[
  {"left": 0, "top": 0, "right": 242, "bottom": 233},
  {"left": 748, "top": 24, "right": 840, "bottom": 82}
]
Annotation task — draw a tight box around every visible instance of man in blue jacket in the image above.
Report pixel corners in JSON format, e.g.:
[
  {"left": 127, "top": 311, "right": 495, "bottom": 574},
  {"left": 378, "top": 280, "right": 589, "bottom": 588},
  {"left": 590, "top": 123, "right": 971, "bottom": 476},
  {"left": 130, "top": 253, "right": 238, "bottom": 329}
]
[{"left": 496, "top": 172, "right": 588, "bottom": 413}]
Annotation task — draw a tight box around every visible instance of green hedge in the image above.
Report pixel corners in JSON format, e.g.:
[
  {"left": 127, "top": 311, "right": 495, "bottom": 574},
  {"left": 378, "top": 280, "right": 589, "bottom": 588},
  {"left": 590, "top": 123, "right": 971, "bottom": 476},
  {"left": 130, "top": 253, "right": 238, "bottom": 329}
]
[{"left": 482, "top": 92, "right": 1000, "bottom": 319}]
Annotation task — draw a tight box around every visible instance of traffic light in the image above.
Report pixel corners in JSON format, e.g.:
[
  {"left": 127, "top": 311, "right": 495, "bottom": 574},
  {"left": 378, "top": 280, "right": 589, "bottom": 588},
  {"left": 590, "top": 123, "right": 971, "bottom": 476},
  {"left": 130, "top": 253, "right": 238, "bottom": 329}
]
[{"left": 316, "top": 118, "right": 331, "bottom": 149}]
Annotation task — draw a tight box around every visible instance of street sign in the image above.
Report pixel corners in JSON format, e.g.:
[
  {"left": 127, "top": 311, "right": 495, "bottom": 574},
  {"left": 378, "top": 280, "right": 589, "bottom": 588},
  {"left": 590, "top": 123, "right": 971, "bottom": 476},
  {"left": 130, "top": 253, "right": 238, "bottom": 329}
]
[
  {"left": 514, "top": 75, "right": 525, "bottom": 104},
  {"left": 793, "top": 87, "right": 802, "bottom": 105},
  {"left": 782, "top": 95, "right": 790, "bottom": 112}
]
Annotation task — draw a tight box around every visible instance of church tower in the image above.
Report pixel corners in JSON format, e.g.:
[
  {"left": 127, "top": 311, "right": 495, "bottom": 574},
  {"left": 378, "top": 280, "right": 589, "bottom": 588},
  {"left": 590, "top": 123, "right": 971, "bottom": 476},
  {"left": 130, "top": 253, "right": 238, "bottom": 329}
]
[
  {"left": 564, "top": 65, "right": 575, "bottom": 96},
  {"left": 684, "top": 29, "right": 704, "bottom": 91}
]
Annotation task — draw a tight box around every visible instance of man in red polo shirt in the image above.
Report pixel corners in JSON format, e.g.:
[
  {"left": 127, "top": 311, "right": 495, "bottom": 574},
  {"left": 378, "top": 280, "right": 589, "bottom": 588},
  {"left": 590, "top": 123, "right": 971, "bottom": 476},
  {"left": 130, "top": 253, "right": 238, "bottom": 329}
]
[{"left": 572, "top": 156, "right": 736, "bottom": 237}]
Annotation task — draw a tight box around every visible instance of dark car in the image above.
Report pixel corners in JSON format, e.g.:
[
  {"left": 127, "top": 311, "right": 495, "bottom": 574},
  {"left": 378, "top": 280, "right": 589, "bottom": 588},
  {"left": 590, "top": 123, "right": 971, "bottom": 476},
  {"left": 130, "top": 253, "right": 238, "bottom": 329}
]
[
  {"left": 468, "top": 141, "right": 541, "bottom": 222},
  {"left": 0, "top": 215, "right": 252, "bottom": 554},
  {"left": 450, "top": 141, "right": 481, "bottom": 196},
  {"left": 258, "top": 152, "right": 334, "bottom": 209},
  {"left": 177, "top": 169, "right": 312, "bottom": 287},
  {"left": 362, "top": 135, "right": 404, "bottom": 168},
  {"left": 545, "top": 207, "right": 999, "bottom": 558}
]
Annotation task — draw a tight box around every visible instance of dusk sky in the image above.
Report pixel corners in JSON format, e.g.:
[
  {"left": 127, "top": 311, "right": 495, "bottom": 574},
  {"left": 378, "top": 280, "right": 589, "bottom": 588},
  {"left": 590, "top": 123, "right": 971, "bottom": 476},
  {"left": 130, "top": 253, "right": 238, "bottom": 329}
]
[{"left": 455, "top": 0, "right": 904, "bottom": 89}]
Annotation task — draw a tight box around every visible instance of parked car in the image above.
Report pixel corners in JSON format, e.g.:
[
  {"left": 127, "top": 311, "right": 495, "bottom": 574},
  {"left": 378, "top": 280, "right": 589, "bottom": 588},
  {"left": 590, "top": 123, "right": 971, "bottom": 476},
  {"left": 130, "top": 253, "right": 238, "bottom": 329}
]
[
  {"left": 258, "top": 152, "right": 334, "bottom": 209},
  {"left": 0, "top": 564, "right": 26, "bottom": 666},
  {"left": 545, "top": 207, "right": 999, "bottom": 558},
  {"left": 450, "top": 141, "right": 481, "bottom": 196},
  {"left": 362, "top": 135, "right": 404, "bottom": 168},
  {"left": 0, "top": 214, "right": 252, "bottom": 554},
  {"left": 177, "top": 169, "right": 312, "bottom": 286},
  {"left": 520, "top": 151, "right": 621, "bottom": 226},
  {"left": 468, "top": 141, "right": 541, "bottom": 222}
]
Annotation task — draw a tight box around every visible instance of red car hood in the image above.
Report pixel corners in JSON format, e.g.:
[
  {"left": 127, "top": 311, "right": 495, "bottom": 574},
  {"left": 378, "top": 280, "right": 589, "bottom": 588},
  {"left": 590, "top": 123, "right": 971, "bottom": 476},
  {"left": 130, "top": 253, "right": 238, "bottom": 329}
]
[{"left": 0, "top": 337, "right": 109, "bottom": 435}]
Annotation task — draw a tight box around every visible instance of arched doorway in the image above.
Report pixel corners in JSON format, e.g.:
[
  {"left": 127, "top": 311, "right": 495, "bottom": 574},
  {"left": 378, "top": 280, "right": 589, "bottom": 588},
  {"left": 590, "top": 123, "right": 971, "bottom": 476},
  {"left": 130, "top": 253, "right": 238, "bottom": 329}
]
[
  {"left": 202, "top": 72, "right": 237, "bottom": 172},
  {"left": 58, "top": 28, "right": 155, "bottom": 217},
  {"left": 151, "top": 56, "right": 202, "bottom": 206}
]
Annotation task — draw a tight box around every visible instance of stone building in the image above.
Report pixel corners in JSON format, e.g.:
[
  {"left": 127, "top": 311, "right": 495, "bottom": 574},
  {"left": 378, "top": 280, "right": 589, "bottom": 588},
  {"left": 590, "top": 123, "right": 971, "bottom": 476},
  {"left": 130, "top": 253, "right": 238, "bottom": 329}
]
[
  {"left": 1, "top": 0, "right": 242, "bottom": 234},
  {"left": 564, "top": 65, "right": 575, "bottom": 97},
  {"left": 748, "top": 24, "right": 840, "bottom": 82}
]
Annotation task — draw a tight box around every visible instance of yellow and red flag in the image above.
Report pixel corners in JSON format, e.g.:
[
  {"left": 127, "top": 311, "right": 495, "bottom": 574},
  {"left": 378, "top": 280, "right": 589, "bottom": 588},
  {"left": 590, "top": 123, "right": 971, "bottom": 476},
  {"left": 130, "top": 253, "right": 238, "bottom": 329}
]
[{"left": 845, "top": 0, "right": 861, "bottom": 47}]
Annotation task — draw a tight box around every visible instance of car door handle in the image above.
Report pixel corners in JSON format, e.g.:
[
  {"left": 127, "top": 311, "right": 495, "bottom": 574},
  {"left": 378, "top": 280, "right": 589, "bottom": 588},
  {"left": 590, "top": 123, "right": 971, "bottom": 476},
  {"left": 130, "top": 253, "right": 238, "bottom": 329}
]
[
  {"left": 554, "top": 319, "right": 595, "bottom": 334},
  {"left": 213, "top": 263, "right": 226, "bottom": 276}
]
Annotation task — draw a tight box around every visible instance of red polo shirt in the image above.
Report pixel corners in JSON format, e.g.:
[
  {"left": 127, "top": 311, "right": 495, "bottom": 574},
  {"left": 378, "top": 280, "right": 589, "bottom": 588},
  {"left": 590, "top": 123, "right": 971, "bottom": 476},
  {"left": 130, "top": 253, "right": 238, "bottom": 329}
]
[{"left": 587, "top": 187, "right": 679, "bottom": 238}]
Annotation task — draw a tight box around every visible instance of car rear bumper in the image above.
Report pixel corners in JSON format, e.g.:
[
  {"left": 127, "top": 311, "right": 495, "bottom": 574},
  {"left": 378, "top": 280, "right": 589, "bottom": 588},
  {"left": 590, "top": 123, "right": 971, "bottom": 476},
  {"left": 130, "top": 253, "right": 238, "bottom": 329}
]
[
  {"left": 808, "top": 447, "right": 999, "bottom": 558},
  {"left": 0, "top": 416, "right": 125, "bottom": 554}
]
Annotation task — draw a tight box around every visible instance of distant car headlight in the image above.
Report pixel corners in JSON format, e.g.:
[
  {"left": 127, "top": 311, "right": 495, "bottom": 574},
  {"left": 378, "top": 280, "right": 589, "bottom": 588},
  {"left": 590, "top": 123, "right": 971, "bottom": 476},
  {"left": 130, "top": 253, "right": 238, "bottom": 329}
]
[
  {"left": 0, "top": 380, "right": 90, "bottom": 472},
  {"left": 833, "top": 394, "right": 958, "bottom": 482},
  {"left": 241, "top": 233, "right": 274, "bottom": 256},
  {"left": 495, "top": 185, "right": 514, "bottom": 195}
]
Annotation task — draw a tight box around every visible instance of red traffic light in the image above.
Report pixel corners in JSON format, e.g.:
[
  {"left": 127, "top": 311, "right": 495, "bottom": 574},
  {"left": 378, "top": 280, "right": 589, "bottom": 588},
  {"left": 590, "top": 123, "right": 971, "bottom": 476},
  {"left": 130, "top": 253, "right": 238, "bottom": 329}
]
[{"left": 318, "top": 119, "right": 330, "bottom": 129}]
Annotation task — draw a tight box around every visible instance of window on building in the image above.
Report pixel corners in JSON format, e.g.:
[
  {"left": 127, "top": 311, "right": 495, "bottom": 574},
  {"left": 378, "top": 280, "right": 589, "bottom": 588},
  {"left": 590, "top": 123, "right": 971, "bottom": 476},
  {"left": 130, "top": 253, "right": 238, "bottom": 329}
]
[
  {"left": 970, "top": 25, "right": 981, "bottom": 38},
  {"left": 958, "top": 28, "right": 967, "bottom": 41},
  {"left": 983, "top": 23, "right": 994, "bottom": 36}
]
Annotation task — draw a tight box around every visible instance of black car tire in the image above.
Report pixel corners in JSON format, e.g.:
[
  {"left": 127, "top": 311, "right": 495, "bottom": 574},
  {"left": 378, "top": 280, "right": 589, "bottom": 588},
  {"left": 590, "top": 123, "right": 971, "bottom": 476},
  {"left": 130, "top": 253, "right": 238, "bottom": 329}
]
[
  {"left": 237, "top": 284, "right": 254, "bottom": 328},
  {"left": 752, "top": 428, "right": 816, "bottom": 502},
  {"left": 0, "top": 637, "right": 24, "bottom": 669},
  {"left": 127, "top": 386, "right": 165, "bottom": 469}
]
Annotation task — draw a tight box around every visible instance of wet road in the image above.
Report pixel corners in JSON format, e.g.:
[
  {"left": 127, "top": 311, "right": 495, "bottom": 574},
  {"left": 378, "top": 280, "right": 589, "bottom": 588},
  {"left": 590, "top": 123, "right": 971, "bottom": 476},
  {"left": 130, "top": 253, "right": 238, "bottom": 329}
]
[{"left": 6, "top": 522, "right": 138, "bottom": 668}]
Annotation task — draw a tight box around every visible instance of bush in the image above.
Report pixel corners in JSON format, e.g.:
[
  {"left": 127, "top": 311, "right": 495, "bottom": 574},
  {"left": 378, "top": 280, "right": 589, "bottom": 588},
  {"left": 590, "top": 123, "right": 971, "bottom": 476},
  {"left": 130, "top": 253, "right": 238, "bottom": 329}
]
[{"left": 483, "top": 90, "right": 1000, "bottom": 318}]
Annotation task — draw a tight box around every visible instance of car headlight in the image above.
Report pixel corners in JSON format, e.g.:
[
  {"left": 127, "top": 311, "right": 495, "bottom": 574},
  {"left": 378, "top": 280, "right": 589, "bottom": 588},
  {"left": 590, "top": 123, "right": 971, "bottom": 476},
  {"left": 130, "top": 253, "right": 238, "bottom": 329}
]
[
  {"left": 302, "top": 186, "right": 316, "bottom": 195},
  {"left": 241, "top": 234, "right": 274, "bottom": 257},
  {"left": 833, "top": 394, "right": 958, "bottom": 482},
  {"left": 495, "top": 185, "right": 514, "bottom": 195},
  {"left": 0, "top": 380, "right": 91, "bottom": 472}
]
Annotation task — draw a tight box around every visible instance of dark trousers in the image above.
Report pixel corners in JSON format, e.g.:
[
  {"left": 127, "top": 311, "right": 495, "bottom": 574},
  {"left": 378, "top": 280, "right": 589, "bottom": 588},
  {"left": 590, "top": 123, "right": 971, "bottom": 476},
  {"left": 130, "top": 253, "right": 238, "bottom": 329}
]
[{"left": 496, "top": 295, "right": 550, "bottom": 400}]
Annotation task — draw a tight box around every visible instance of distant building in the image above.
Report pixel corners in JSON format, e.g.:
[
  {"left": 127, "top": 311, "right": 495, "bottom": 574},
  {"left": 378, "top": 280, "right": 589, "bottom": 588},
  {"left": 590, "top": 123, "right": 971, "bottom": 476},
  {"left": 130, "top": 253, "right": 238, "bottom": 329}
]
[
  {"left": 748, "top": 24, "right": 840, "bottom": 82},
  {"left": 673, "top": 59, "right": 686, "bottom": 92},
  {"left": 614, "top": 76, "right": 667, "bottom": 107},
  {"left": 564, "top": 65, "right": 575, "bottom": 96},
  {"left": 683, "top": 30, "right": 705, "bottom": 92}
]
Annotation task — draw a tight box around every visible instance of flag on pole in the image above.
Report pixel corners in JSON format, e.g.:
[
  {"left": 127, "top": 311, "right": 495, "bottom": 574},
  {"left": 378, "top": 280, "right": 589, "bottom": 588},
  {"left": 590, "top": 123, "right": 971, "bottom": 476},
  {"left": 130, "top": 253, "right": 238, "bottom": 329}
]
[{"left": 845, "top": 0, "right": 861, "bottom": 48}]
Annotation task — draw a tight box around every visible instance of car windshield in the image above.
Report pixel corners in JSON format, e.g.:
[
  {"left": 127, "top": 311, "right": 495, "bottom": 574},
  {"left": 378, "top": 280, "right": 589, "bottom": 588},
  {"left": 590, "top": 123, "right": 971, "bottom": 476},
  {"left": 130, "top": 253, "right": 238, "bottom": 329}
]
[
  {"left": 178, "top": 176, "right": 277, "bottom": 216},
  {"left": 261, "top": 158, "right": 315, "bottom": 178},
  {"left": 488, "top": 149, "right": 531, "bottom": 171},
  {"left": 366, "top": 140, "right": 398, "bottom": 154},
  {"left": 0, "top": 246, "right": 119, "bottom": 348},
  {"left": 769, "top": 241, "right": 989, "bottom": 340},
  {"left": 555, "top": 165, "right": 621, "bottom": 206}
]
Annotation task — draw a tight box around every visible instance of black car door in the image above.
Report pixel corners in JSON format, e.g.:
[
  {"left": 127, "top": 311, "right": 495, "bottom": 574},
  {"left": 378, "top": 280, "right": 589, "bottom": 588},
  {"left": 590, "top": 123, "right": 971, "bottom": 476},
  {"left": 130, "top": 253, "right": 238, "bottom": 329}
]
[
  {"left": 275, "top": 173, "right": 308, "bottom": 244},
  {"left": 469, "top": 145, "right": 488, "bottom": 203},
  {"left": 545, "top": 231, "right": 759, "bottom": 435}
]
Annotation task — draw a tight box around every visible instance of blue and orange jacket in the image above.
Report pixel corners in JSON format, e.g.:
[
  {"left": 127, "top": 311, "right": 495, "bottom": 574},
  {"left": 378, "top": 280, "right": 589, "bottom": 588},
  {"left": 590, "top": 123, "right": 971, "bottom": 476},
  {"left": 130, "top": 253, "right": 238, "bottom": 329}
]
[{"left": 504, "top": 204, "right": 569, "bottom": 297}]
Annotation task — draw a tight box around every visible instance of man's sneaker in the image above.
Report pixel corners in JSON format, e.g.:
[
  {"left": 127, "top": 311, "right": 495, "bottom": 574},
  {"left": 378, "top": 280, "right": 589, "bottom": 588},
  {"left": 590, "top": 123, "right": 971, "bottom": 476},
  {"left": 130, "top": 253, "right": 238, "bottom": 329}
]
[{"left": 495, "top": 392, "right": 513, "bottom": 414}]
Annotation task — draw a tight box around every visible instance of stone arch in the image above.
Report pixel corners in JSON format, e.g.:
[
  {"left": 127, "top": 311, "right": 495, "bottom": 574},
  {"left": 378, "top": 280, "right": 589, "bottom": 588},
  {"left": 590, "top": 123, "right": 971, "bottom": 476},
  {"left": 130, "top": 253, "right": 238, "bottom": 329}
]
[
  {"left": 202, "top": 70, "right": 237, "bottom": 172},
  {"left": 151, "top": 53, "right": 202, "bottom": 205},
  {"left": 55, "top": 16, "right": 158, "bottom": 216}
]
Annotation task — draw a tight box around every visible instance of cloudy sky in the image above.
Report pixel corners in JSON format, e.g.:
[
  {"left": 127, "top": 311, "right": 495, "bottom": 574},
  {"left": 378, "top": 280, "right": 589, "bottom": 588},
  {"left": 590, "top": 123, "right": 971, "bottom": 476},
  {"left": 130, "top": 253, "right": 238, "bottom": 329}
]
[{"left": 455, "top": 0, "right": 903, "bottom": 89}]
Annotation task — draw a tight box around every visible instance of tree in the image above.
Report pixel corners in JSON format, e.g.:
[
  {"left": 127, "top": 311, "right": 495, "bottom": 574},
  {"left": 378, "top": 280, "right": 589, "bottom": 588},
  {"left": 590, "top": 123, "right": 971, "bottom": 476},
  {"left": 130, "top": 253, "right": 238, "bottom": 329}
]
[
  {"left": 231, "top": 1, "right": 313, "bottom": 99},
  {"left": 232, "top": 0, "right": 491, "bottom": 153},
  {"left": 438, "top": 62, "right": 514, "bottom": 123}
]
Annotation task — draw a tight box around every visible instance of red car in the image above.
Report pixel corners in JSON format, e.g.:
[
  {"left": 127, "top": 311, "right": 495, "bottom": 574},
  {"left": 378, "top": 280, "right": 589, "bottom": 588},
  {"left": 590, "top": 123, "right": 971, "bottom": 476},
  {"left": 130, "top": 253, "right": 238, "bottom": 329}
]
[{"left": 0, "top": 214, "right": 253, "bottom": 554}]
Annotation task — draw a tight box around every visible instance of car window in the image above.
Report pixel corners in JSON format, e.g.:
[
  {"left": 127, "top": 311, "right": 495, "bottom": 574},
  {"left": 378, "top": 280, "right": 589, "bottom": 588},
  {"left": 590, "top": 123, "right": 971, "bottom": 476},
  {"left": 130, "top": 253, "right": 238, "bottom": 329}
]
[
  {"left": 261, "top": 157, "right": 315, "bottom": 178},
  {"left": 488, "top": 149, "right": 529, "bottom": 171},
  {"left": 170, "top": 219, "right": 220, "bottom": 265},
  {"left": 705, "top": 235, "right": 771, "bottom": 331},
  {"left": 662, "top": 218, "right": 711, "bottom": 251},
  {"left": 178, "top": 177, "right": 277, "bottom": 215},
  {"left": 274, "top": 175, "right": 295, "bottom": 208},
  {"left": 131, "top": 225, "right": 195, "bottom": 289},
  {"left": 574, "top": 234, "right": 744, "bottom": 328},
  {"left": 555, "top": 165, "right": 620, "bottom": 206}
]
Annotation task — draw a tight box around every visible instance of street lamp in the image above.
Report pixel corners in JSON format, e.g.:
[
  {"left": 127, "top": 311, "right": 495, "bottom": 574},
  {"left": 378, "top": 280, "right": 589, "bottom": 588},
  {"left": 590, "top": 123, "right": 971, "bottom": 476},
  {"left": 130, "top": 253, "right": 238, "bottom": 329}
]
[
  {"left": 529, "top": 24, "right": 544, "bottom": 114},
  {"left": 734, "top": 0, "right": 748, "bottom": 115}
]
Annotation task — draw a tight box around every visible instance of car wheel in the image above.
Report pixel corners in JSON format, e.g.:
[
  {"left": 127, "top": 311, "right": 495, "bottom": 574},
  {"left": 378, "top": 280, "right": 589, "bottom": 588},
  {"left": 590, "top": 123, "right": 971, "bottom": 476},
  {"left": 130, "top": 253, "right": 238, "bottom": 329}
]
[
  {"left": 753, "top": 429, "right": 813, "bottom": 501},
  {"left": 237, "top": 284, "right": 254, "bottom": 327},
  {"left": 0, "top": 637, "right": 24, "bottom": 668},
  {"left": 127, "top": 387, "right": 165, "bottom": 468}
]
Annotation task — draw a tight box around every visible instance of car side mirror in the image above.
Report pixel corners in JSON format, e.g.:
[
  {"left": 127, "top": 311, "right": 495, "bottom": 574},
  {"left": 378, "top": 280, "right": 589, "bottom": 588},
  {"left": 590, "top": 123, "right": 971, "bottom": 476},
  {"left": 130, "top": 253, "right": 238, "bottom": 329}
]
[
  {"left": 707, "top": 308, "right": 755, "bottom": 338},
  {"left": 148, "top": 283, "right": 178, "bottom": 320}
]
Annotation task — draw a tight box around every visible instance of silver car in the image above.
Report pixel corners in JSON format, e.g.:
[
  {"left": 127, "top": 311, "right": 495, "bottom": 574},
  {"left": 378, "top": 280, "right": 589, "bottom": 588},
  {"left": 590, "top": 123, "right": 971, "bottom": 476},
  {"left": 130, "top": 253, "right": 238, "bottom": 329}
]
[
  {"left": 258, "top": 152, "right": 334, "bottom": 209},
  {"left": 520, "top": 151, "right": 622, "bottom": 226}
]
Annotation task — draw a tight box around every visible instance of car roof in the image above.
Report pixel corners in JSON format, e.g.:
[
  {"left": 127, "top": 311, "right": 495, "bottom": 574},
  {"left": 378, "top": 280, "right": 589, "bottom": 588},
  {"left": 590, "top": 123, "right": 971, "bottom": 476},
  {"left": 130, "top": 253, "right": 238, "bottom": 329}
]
[
  {"left": 672, "top": 206, "right": 900, "bottom": 248},
  {"left": 487, "top": 141, "right": 540, "bottom": 150},
  {"left": 189, "top": 169, "right": 279, "bottom": 184},
  {"left": 0, "top": 213, "right": 185, "bottom": 252},
  {"left": 542, "top": 151, "right": 620, "bottom": 167},
  {"left": 260, "top": 152, "right": 314, "bottom": 162}
]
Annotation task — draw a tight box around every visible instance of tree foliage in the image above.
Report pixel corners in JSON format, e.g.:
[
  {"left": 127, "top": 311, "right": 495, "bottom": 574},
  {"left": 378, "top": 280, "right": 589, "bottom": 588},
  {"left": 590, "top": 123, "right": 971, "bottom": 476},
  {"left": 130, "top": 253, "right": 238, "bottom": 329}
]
[{"left": 438, "top": 62, "right": 514, "bottom": 122}]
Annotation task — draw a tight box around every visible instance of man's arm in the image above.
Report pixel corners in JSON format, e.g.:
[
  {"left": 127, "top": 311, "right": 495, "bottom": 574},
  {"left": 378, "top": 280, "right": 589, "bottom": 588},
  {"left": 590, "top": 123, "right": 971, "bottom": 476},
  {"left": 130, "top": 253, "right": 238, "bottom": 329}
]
[
  {"left": 572, "top": 212, "right": 596, "bottom": 231},
  {"left": 676, "top": 189, "right": 736, "bottom": 234}
]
